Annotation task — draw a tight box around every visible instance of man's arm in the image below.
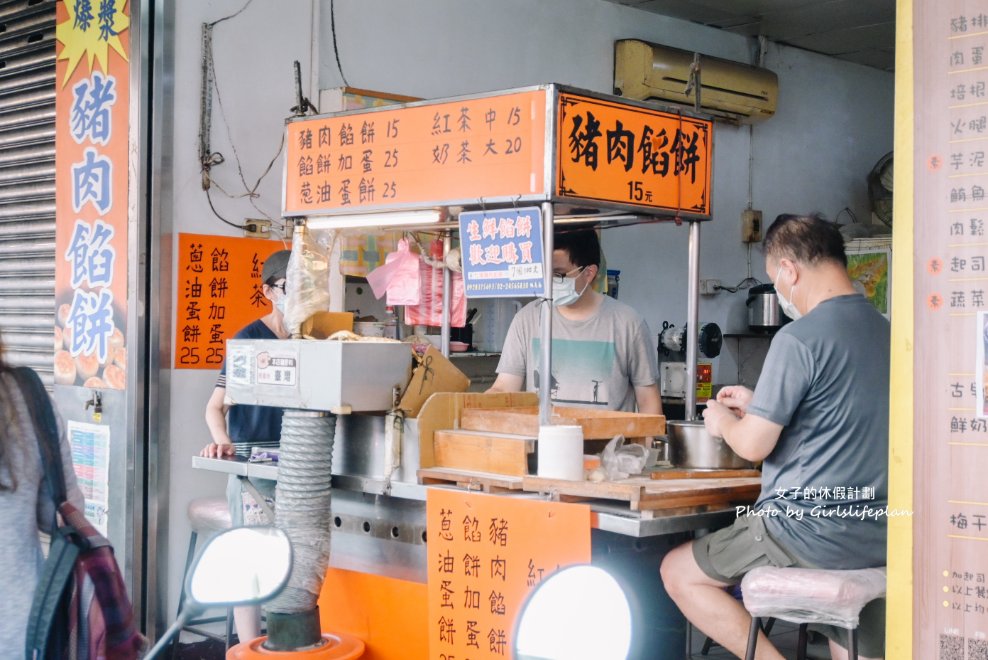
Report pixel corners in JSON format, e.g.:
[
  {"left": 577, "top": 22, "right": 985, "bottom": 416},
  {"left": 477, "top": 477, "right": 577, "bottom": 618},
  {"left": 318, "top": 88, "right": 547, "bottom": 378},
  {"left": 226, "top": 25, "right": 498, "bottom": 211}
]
[
  {"left": 634, "top": 383, "right": 662, "bottom": 415},
  {"left": 702, "top": 400, "right": 782, "bottom": 462},
  {"left": 487, "top": 373, "right": 523, "bottom": 393}
]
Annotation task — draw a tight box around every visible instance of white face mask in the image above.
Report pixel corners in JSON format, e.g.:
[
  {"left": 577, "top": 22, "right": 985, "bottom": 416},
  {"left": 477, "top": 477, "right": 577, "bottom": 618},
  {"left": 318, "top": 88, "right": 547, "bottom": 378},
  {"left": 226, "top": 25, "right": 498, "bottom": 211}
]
[
  {"left": 774, "top": 275, "right": 801, "bottom": 321},
  {"left": 552, "top": 267, "right": 589, "bottom": 307},
  {"left": 273, "top": 294, "right": 286, "bottom": 315}
]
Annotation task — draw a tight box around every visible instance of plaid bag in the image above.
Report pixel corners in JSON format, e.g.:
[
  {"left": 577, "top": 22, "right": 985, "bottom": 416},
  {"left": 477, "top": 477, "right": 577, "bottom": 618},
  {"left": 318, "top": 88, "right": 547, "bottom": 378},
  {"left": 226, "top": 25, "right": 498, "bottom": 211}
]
[{"left": 16, "top": 366, "right": 144, "bottom": 659}]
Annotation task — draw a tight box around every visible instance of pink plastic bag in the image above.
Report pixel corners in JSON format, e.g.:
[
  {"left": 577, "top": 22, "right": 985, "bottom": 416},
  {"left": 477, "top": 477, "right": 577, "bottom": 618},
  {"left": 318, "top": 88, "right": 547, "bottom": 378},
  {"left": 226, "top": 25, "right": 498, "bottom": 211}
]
[
  {"left": 366, "top": 238, "right": 421, "bottom": 306},
  {"left": 405, "top": 258, "right": 466, "bottom": 327}
]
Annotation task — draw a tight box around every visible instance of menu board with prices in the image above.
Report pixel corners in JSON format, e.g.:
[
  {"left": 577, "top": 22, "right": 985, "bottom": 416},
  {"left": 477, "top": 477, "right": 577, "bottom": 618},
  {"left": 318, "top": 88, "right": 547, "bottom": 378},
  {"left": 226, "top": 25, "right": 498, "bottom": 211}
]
[
  {"left": 174, "top": 234, "right": 284, "bottom": 369},
  {"left": 426, "top": 489, "right": 590, "bottom": 659},
  {"left": 914, "top": 2, "right": 988, "bottom": 655},
  {"left": 284, "top": 90, "right": 548, "bottom": 217},
  {"left": 555, "top": 93, "right": 713, "bottom": 217}
]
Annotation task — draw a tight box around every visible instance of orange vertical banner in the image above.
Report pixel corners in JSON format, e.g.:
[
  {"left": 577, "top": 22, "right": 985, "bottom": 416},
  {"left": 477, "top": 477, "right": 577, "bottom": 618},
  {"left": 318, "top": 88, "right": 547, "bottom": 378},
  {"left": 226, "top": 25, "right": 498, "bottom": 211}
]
[
  {"left": 426, "top": 490, "right": 591, "bottom": 659},
  {"left": 53, "top": 0, "right": 130, "bottom": 388},
  {"left": 174, "top": 234, "right": 285, "bottom": 369}
]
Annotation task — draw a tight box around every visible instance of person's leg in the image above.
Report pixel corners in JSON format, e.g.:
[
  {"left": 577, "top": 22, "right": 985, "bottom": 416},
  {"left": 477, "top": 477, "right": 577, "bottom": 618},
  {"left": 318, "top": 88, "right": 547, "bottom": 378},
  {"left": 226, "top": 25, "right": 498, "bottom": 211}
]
[
  {"left": 233, "top": 606, "right": 262, "bottom": 643},
  {"left": 226, "top": 476, "right": 263, "bottom": 643},
  {"left": 827, "top": 638, "right": 882, "bottom": 660},
  {"left": 661, "top": 541, "right": 785, "bottom": 660}
]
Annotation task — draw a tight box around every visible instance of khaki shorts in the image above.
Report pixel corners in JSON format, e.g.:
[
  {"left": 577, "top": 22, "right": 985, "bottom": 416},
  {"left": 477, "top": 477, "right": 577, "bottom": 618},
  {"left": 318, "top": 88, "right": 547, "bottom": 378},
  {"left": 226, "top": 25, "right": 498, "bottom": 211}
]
[{"left": 693, "top": 514, "right": 886, "bottom": 658}]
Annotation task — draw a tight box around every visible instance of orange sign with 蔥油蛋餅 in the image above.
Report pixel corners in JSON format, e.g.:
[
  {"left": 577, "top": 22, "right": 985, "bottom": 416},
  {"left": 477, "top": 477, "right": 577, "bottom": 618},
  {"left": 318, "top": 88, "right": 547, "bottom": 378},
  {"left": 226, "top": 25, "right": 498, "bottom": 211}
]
[
  {"left": 283, "top": 90, "right": 548, "bottom": 217},
  {"left": 426, "top": 488, "right": 591, "bottom": 659},
  {"left": 174, "top": 235, "right": 286, "bottom": 369},
  {"left": 556, "top": 93, "right": 713, "bottom": 217}
]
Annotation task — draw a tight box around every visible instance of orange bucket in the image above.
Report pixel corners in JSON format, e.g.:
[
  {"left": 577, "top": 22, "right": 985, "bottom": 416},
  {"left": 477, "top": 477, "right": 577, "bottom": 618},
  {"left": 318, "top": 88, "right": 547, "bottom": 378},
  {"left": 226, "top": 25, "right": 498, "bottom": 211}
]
[{"left": 227, "top": 632, "right": 365, "bottom": 659}]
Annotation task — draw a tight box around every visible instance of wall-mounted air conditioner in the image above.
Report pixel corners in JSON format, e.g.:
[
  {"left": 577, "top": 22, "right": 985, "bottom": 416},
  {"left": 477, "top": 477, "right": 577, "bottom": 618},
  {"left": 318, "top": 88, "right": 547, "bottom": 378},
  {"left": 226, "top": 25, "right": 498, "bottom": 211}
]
[{"left": 614, "top": 39, "right": 778, "bottom": 123}]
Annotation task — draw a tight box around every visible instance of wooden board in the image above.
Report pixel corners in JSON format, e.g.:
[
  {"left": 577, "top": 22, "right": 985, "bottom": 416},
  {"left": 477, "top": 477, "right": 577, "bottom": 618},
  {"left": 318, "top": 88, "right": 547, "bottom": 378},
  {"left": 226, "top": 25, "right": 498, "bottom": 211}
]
[
  {"left": 459, "top": 405, "right": 665, "bottom": 439},
  {"left": 415, "top": 391, "right": 538, "bottom": 468},
  {"left": 650, "top": 468, "right": 761, "bottom": 480},
  {"left": 417, "top": 467, "right": 524, "bottom": 492},
  {"left": 521, "top": 476, "right": 761, "bottom": 512},
  {"left": 434, "top": 429, "right": 534, "bottom": 477}
]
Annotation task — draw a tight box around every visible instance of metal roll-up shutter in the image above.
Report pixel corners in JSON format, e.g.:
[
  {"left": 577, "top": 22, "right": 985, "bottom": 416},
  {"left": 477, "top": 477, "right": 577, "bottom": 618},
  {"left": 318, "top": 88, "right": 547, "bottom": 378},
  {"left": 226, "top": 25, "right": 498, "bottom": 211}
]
[{"left": 0, "top": 0, "right": 55, "bottom": 385}]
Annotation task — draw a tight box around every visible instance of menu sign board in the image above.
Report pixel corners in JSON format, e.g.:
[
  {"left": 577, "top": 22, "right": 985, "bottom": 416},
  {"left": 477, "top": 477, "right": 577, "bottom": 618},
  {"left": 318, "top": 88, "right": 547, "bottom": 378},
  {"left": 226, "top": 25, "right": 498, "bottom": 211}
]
[
  {"left": 458, "top": 207, "right": 545, "bottom": 298},
  {"left": 283, "top": 90, "right": 547, "bottom": 217},
  {"left": 174, "top": 234, "right": 284, "bottom": 369},
  {"left": 913, "top": 2, "right": 988, "bottom": 654},
  {"left": 555, "top": 93, "right": 713, "bottom": 217},
  {"left": 426, "top": 489, "right": 590, "bottom": 659}
]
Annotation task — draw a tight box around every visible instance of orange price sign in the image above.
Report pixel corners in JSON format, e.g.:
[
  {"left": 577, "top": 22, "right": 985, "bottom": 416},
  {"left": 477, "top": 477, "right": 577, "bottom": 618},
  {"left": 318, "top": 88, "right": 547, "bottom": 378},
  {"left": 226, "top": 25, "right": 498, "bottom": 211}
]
[
  {"left": 426, "top": 489, "right": 591, "bottom": 659},
  {"left": 284, "top": 90, "right": 548, "bottom": 217},
  {"left": 174, "top": 234, "right": 285, "bottom": 369},
  {"left": 556, "top": 93, "right": 713, "bottom": 216}
]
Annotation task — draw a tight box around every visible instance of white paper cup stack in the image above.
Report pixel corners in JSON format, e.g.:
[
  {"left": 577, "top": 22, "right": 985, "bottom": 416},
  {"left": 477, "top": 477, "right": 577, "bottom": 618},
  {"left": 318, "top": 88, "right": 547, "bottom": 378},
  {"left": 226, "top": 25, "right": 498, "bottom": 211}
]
[{"left": 537, "top": 425, "right": 584, "bottom": 480}]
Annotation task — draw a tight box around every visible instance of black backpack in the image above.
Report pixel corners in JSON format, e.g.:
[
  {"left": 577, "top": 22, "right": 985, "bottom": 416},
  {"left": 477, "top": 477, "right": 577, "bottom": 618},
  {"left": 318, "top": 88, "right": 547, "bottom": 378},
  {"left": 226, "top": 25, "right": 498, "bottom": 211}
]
[{"left": 17, "top": 367, "right": 144, "bottom": 659}]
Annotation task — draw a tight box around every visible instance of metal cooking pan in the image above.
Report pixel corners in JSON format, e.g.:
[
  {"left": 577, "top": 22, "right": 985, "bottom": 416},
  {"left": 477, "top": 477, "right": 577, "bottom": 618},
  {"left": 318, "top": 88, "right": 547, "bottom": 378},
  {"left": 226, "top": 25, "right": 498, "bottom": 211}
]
[{"left": 665, "top": 419, "right": 754, "bottom": 470}]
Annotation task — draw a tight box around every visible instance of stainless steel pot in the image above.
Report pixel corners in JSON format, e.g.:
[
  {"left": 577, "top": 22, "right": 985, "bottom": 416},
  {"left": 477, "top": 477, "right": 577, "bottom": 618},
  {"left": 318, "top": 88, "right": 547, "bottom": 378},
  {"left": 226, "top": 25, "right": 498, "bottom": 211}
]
[
  {"left": 666, "top": 420, "right": 754, "bottom": 470},
  {"left": 746, "top": 284, "right": 787, "bottom": 332}
]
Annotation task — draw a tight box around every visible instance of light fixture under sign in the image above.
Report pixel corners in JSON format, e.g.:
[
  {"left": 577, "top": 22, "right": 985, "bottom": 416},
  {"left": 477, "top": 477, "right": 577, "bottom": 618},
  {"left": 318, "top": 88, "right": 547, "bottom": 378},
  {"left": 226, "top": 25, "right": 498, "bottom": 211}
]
[{"left": 304, "top": 209, "right": 443, "bottom": 230}]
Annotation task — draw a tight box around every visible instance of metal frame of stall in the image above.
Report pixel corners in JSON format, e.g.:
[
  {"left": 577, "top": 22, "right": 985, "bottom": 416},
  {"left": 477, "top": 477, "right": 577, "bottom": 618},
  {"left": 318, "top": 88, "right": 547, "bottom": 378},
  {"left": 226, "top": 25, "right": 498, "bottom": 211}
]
[{"left": 283, "top": 83, "right": 715, "bottom": 423}]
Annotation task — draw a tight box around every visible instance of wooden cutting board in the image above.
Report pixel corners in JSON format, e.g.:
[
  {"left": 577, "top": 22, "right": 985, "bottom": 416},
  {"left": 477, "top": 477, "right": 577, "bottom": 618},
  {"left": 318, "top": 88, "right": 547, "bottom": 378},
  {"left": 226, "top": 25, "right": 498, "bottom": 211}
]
[
  {"left": 650, "top": 468, "right": 761, "bottom": 480},
  {"left": 459, "top": 405, "right": 664, "bottom": 439},
  {"left": 521, "top": 475, "right": 761, "bottom": 511}
]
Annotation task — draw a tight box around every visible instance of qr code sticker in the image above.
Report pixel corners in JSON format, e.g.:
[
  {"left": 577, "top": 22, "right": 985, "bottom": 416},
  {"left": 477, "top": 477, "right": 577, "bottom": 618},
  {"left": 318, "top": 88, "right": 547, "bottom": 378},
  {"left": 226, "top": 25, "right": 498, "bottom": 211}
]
[
  {"left": 971, "top": 637, "right": 988, "bottom": 660},
  {"left": 941, "top": 633, "right": 964, "bottom": 660}
]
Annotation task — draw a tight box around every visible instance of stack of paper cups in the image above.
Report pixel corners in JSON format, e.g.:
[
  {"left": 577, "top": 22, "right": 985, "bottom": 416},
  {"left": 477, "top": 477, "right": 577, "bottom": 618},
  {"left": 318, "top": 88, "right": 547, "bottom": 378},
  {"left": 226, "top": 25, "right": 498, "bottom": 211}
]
[{"left": 537, "top": 425, "right": 585, "bottom": 480}]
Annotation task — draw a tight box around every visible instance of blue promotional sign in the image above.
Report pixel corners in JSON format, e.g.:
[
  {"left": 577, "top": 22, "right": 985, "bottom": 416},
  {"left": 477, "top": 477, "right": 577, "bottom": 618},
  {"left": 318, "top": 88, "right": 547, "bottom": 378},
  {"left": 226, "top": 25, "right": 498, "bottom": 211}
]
[{"left": 459, "top": 207, "right": 545, "bottom": 298}]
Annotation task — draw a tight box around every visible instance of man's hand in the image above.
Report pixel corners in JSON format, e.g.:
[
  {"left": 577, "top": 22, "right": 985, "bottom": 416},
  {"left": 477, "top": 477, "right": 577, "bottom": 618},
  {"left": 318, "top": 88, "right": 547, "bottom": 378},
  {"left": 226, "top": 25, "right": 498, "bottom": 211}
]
[
  {"left": 715, "top": 385, "right": 754, "bottom": 417},
  {"left": 200, "top": 441, "right": 236, "bottom": 458},
  {"left": 702, "top": 399, "right": 739, "bottom": 438}
]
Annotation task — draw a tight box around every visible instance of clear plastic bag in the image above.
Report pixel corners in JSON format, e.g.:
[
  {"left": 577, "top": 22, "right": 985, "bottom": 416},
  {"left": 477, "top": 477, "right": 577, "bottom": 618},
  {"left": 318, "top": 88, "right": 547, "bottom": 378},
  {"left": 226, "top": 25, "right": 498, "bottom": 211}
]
[
  {"left": 284, "top": 226, "right": 333, "bottom": 337},
  {"left": 741, "top": 566, "right": 886, "bottom": 629},
  {"left": 599, "top": 435, "right": 649, "bottom": 480}
]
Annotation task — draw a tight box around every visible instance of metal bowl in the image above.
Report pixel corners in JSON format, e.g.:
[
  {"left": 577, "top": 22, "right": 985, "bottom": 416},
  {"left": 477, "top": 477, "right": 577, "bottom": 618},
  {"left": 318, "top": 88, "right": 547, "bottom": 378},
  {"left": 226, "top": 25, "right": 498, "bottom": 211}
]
[{"left": 666, "top": 420, "right": 754, "bottom": 470}]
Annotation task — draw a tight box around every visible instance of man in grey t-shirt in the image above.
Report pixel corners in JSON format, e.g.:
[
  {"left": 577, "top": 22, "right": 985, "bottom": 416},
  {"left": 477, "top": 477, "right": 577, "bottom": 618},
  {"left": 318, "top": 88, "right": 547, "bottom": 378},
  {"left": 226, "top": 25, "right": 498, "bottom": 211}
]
[
  {"left": 488, "top": 229, "right": 661, "bottom": 414},
  {"left": 660, "top": 214, "right": 889, "bottom": 660}
]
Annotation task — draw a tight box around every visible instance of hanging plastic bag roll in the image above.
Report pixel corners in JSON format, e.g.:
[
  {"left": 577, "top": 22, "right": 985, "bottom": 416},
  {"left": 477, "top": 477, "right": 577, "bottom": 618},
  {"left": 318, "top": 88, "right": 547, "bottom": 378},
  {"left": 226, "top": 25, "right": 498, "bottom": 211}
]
[{"left": 537, "top": 425, "right": 584, "bottom": 481}]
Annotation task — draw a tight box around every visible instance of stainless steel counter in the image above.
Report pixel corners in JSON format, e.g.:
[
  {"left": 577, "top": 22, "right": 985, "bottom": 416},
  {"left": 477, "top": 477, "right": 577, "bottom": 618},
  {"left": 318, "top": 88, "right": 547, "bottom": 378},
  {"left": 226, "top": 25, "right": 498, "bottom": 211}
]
[{"left": 193, "top": 455, "right": 738, "bottom": 539}]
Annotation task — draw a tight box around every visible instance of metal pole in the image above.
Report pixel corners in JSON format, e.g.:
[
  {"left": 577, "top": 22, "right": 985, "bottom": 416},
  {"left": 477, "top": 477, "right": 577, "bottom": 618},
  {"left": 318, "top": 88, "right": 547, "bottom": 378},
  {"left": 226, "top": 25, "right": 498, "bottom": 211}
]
[
  {"left": 440, "top": 230, "right": 452, "bottom": 357},
  {"left": 539, "top": 202, "right": 554, "bottom": 425},
  {"left": 685, "top": 220, "right": 701, "bottom": 419}
]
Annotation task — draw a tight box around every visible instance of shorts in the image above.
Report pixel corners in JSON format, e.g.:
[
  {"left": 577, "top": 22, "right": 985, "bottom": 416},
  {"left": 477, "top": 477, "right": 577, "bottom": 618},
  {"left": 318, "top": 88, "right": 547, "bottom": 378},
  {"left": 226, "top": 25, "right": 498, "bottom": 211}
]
[
  {"left": 693, "top": 514, "right": 886, "bottom": 658},
  {"left": 226, "top": 475, "right": 277, "bottom": 527}
]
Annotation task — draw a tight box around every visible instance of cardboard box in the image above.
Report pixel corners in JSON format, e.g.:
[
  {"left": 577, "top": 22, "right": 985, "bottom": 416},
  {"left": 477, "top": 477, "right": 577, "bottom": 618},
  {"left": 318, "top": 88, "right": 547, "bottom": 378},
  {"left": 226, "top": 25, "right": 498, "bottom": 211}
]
[
  {"left": 300, "top": 311, "right": 354, "bottom": 339},
  {"left": 398, "top": 346, "right": 470, "bottom": 417}
]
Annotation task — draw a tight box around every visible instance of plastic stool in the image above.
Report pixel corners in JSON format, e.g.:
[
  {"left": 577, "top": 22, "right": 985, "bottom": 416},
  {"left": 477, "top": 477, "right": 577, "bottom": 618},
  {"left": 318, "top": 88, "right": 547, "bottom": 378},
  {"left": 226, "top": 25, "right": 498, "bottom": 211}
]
[
  {"left": 741, "top": 566, "right": 886, "bottom": 660},
  {"left": 171, "top": 496, "right": 235, "bottom": 657}
]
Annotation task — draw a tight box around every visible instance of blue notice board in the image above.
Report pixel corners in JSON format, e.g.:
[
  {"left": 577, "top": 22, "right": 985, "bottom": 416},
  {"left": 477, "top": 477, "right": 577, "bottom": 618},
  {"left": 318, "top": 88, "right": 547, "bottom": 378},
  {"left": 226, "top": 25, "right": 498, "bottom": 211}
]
[{"left": 458, "top": 207, "right": 545, "bottom": 298}]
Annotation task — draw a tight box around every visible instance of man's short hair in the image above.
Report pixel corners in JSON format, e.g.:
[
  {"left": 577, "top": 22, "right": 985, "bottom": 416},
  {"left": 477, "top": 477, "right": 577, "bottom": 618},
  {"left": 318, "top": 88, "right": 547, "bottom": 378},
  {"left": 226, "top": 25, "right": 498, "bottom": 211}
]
[
  {"left": 763, "top": 213, "right": 847, "bottom": 268},
  {"left": 553, "top": 228, "right": 601, "bottom": 269}
]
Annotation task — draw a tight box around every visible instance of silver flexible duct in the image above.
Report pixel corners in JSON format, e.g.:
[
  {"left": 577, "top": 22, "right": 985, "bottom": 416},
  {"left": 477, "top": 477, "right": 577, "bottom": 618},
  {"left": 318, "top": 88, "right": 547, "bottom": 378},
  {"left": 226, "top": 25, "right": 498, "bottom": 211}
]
[{"left": 266, "top": 410, "right": 335, "bottom": 614}]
